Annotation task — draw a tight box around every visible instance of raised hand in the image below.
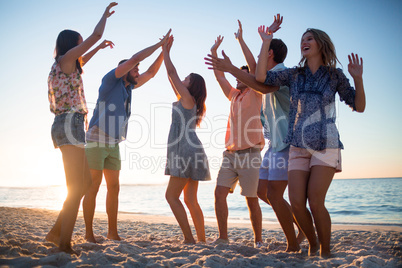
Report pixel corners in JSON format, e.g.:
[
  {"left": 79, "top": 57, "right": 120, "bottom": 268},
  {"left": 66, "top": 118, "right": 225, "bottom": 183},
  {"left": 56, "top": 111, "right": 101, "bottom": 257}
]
[
  {"left": 204, "top": 50, "right": 233, "bottom": 73},
  {"left": 99, "top": 40, "right": 114, "bottom": 49},
  {"left": 104, "top": 2, "right": 118, "bottom": 18},
  {"left": 348, "top": 53, "right": 363, "bottom": 79},
  {"left": 160, "top": 29, "right": 172, "bottom": 46},
  {"left": 258, "top": 25, "right": 273, "bottom": 42},
  {"left": 267, "top": 14, "right": 283, "bottom": 33},
  {"left": 234, "top": 20, "right": 243, "bottom": 41},
  {"left": 163, "top": 35, "right": 174, "bottom": 53},
  {"left": 219, "top": 50, "right": 234, "bottom": 72},
  {"left": 211, "top": 35, "right": 224, "bottom": 53}
]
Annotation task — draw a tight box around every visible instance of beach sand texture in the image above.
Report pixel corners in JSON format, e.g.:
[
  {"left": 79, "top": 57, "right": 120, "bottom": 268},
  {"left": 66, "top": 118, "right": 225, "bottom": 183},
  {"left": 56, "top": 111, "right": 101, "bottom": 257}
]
[{"left": 0, "top": 207, "right": 401, "bottom": 267}]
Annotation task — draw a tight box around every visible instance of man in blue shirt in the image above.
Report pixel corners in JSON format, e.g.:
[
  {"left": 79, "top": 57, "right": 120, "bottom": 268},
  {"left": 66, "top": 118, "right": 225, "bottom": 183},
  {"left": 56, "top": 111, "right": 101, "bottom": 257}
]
[
  {"left": 256, "top": 39, "right": 305, "bottom": 252},
  {"left": 205, "top": 36, "right": 304, "bottom": 251},
  {"left": 83, "top": 30, "right": 171, "bottom": 242}
]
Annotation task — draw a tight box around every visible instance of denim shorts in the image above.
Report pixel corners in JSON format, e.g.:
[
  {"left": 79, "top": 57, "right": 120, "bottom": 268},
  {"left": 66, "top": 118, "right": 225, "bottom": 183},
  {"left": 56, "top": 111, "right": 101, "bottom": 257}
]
[
  {"left": 259, "top": 146, "right": 290, "bottom": 181},
  {"left": 51, "top": 113, "right": 86, "bottom": 148}
]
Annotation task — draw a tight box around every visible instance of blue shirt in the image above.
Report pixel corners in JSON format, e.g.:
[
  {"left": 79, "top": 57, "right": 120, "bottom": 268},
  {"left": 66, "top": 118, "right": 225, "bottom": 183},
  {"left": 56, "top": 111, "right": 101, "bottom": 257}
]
[
  {"left": 88, "top": 68, "right": 134, "bottom": 142},
  {"left": 264, "top": 65, "right": 356, "bottom": 151},
  {"left": 260, "top": 63, "right": 290, "bottom": 153}
]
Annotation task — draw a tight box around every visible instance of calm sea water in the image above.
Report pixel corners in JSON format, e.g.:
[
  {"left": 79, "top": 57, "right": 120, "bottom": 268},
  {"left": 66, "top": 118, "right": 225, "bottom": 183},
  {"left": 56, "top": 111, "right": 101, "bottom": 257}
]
[{"left": 0, "top": 178, "right": 401, "bottom": 226}]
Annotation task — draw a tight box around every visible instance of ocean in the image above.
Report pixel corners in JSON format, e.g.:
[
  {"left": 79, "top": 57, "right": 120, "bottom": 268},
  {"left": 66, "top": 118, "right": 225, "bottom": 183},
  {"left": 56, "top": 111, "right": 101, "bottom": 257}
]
[{"left": 0, "top": 178, "right": 401, "bottom": 226}]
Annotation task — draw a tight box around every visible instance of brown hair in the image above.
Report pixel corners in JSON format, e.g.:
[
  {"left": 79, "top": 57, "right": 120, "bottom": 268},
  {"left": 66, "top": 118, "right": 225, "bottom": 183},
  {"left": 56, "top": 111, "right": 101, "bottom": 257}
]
[
  {"left": 187, "top": 73, "right": 207, "bottom": 127},
  {"left": 298, "top": 28, "right": 341, "bottom": 71},
  {"left": 269, "top": 39, "right": 287, "bottom": 63},
  {"left": 55, "top": 30, "right": 83, "bottom": 74}
]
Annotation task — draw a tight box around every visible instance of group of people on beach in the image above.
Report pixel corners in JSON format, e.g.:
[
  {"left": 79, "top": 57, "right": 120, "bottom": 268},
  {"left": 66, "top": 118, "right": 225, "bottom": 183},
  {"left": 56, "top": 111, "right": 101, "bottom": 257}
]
[{"left": 47, "top": 2, "right": 365, "bottom": 258}]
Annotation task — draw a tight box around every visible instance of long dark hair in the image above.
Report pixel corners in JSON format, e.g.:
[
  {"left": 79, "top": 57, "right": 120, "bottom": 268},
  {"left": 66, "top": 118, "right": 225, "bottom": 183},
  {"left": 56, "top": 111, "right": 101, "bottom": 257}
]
[
  {"left": 187, "top": 73, "right": 207, "bottom": 127},
  {"left": 54, "top": 29, "right": 83, "bottom": 74}
]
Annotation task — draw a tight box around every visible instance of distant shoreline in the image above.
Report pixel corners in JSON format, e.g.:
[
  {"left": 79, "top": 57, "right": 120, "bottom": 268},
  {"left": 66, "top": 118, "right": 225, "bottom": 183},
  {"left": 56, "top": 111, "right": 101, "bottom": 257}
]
[
  {"left": 0, "top": 205, "right": 401, "bottom": 228},
  {"left": 1, "top": 206, "right": 400, "bottom": 231},
  {"left": 0, "top": 176, "right": 401, "bottom": 188}
]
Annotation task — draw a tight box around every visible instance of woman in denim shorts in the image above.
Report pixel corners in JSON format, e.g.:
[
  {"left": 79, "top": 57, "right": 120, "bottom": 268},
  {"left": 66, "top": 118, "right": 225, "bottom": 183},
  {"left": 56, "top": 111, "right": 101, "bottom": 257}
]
[{"left": 46, "top": 2, "right": 116, "bottom": 254}]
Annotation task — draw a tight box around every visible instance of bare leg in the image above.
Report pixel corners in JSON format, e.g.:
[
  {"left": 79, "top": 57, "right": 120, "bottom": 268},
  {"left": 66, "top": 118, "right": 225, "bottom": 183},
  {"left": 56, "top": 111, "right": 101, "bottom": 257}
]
[
  {"left": 46, "top": 202, "right": 65, "bottom": 247},
  {"left": 246, "top": 197, "right": 262, "bottom": 244},
  {"left": 104, "top": 169, "right": 121, "bottom": 240},
  {"left": 47, "top": 145, "right": 91, "bottom": 254},
  {"left": 295, "top": 221, "right": 306, "bottom": 244},
  {"left": 257, "top": 180, "right": 271, "bottom": 206},
  {"left": 288, "top": 170, "right": 319, "bottom": 256},
  {"left": 214, "top": 185, "right": 230, "bottom": 240},
  {"left": 307, "top": 166, "right": 335, "bottom": 258},
  {"left": 46, "top": 213, "right": 62, "bottom": 246},
  {"left": 165, "top": 176, "right": 195, "bottom": 244},
  {"left": 82, "top": 169, "right": 103, "bottom": 243},
  {"left": 183, "top": 179, "right": 206, "bottom": 242},
  {"left": 266, "top": 180, "right": 300, "bottom": 252}
]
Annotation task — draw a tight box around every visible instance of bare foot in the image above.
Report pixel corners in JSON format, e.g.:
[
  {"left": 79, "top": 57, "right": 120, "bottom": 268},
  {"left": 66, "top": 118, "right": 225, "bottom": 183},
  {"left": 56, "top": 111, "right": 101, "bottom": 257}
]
[
  {"left": 183, "top": 238, "right": 196, "bottom": 244},
  {"left": 85, "top": 234, "right": 98, "bottom": 243},
  {"left": 45, "top": 232, "right": 60, "bottom": 246},
  {"left": 320, "top": 249, "right": 331, "bottom": 258},
  {"left": 59, "top": 245, "right": 78, "bottom": 256},
  {"left": 296, "top": 231, "right": 306, "bottom": 244},
  {"left": 107, "top": 234, "right": 121, "bottom": 241},
  {"left": 286, "top": 245, "right": 301, "bottom": 252},
  {"left": 308, "top": 243, "right": 320, "bottom": 256}
]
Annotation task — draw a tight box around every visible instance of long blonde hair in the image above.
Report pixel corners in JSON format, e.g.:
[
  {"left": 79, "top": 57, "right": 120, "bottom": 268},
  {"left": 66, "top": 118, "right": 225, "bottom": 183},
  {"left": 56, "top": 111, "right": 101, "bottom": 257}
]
[{"left": 298, "top": 28, "right": 341, "bottom": 71}]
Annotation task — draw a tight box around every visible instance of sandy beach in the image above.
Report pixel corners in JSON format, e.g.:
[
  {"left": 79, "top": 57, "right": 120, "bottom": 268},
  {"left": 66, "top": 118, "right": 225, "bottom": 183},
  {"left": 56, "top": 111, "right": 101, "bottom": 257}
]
[{"left": 0, "top": 207, "right": 400, "bottom": 267}]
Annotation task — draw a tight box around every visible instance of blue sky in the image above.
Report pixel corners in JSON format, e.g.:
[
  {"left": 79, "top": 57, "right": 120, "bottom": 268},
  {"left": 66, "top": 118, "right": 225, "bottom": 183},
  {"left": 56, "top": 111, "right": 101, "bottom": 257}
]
[{"left": 0, "top": 0, "right": 401, "bottom": 187}]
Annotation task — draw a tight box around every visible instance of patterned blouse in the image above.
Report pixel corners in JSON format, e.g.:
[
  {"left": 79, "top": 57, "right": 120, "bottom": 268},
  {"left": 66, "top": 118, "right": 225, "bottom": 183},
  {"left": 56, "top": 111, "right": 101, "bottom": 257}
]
[
  {"left": 264, "top": 65, "right": 356, "bottom": 151},
  {"left": 48, "top": 61, "right": 88, "bottom": 115}
]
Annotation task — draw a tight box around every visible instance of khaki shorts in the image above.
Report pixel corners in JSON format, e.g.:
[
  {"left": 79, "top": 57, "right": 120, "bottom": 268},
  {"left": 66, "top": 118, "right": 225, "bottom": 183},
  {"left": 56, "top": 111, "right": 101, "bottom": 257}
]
[
  {"left": 85, "top": 142, "right": 121, "bottom": 171},
  {"left": 288, "top": 146, "right": 342, "bottom": 172},
  {"left": 217, "top": 149, "right": 261, "bottom": 197}
]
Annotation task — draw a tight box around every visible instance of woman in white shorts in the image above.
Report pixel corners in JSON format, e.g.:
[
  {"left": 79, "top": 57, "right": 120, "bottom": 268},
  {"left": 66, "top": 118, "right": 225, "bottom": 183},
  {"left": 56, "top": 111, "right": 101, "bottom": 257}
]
[{"left": 256, "top": 25, "right": 366, "bottom": 257}]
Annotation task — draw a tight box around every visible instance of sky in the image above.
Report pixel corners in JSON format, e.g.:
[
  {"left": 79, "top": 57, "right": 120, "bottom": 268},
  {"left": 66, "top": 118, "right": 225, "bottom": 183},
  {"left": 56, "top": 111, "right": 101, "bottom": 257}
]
[{"left": 0, "top": 0, "right": 401, "bottom": 187}]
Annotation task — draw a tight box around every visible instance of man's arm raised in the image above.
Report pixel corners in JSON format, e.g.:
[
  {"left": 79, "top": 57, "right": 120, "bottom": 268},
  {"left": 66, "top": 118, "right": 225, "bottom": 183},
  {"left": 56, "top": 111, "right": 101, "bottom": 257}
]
[
  {"left": 235, "top": 20, "right": 256, "bottom": 74},
  {"left": 205, "top": 51, "right": 279, "bottom": 94},
  {"left": 135, "top": 52, "right": 164, "bottom": 88},
  {"left": 256, "top": 14, "right": 283, "bottom": 82},
  {"left": 210, "top": 36, "right": 232, "bottom": 99},
  {"left": 115, "top": 29, "right": 171, "bottom": 79}
]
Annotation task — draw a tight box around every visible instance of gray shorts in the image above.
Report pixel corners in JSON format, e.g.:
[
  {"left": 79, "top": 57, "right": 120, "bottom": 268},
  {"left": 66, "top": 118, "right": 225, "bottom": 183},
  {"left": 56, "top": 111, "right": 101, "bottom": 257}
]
[{"left": 51, "top": 113, "right": 85, "bottom": 148}]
